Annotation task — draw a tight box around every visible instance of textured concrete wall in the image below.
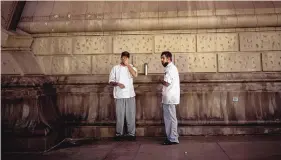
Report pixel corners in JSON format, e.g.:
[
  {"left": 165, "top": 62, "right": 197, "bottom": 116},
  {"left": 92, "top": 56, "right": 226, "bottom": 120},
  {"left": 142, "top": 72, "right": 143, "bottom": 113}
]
[
  {"left": 17, "top": 1, "right": 281, "bottom": 32},
  {"left": 20, "top": 1, "right": 281, "bottom": 20},
  {"left": 2, "top": 73, "right": 281, "bottom": 137},
  {"left": 16, "top": 29, "right": 280, "bottom": 76},
  {"left": 2, "top": 1, "right": 281, "bottom": 138},
  {"left": 2, "top": 29, "right": 281, "bottom": 75}
]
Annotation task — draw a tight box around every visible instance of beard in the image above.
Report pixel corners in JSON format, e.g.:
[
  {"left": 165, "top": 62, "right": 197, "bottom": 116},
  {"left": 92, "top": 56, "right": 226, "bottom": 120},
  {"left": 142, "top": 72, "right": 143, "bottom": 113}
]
[{"left": 162, "top": 62, "right": 169, "bottom": 67}]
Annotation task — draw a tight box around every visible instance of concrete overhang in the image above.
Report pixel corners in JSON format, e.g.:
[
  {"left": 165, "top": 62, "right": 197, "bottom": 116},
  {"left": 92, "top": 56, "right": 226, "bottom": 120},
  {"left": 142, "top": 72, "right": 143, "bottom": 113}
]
[{"left": 16, "top": 1, "right": 281, "bottom": 34}]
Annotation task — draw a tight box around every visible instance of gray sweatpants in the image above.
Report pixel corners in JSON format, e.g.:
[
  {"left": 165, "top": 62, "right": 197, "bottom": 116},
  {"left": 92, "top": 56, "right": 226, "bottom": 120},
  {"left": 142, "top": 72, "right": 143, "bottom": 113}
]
[
  {"left": 163, "top": 104, "right": 179, "bottom": 143},
  {"left": 115, "top": 97, "right": 136, "bottom": 136}
]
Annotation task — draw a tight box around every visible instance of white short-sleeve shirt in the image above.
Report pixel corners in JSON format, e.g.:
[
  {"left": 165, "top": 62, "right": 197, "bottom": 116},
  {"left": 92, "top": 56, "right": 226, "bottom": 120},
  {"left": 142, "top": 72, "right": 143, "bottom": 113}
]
[
  {"left": 162, "top": 62, "right": 180, "bottom": 104},
  {"left": 109, "top": 64, "right": 137, "bottom": 99}
]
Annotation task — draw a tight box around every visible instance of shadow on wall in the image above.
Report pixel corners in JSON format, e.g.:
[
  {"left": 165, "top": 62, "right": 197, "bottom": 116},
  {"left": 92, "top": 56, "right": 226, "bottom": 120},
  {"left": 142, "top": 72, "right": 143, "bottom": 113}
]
[{"left": 1, "top": 83, "right": 62, "bottom": 137}]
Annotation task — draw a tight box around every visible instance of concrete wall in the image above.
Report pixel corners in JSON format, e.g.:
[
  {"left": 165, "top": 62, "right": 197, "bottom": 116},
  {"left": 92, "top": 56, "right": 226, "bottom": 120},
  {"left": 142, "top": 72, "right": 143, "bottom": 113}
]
[
  {"left": 1, "top": 1, "right": 281, "bottom": 138},
  {"left": 3, "top": 29, "right": 281, "bottom": 75},
  {"left": 19, "top": 29, "right": 281, "bottom": 75},
  {"left": 17, "top": 1, "right": 281, "bottom": 32},
  {"left": 2, "top": 28, "right": 281, "bottom": 137}
]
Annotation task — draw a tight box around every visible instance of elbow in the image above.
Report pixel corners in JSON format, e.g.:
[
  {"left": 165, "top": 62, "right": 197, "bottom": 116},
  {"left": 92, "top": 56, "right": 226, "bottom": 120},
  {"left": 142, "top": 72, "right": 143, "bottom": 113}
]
[
  {"left": 133, "top": 73, "right": 138, "bottom": 78},
  {"left": 131, "top": 71, "right": 138, "bottom": 78}
]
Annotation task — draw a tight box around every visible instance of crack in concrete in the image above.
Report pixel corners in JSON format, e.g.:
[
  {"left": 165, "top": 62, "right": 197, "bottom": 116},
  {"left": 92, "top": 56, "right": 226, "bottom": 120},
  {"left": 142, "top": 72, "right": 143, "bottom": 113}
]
[{"left": 216, "top": 142, "right": 232, "bottom": 160}]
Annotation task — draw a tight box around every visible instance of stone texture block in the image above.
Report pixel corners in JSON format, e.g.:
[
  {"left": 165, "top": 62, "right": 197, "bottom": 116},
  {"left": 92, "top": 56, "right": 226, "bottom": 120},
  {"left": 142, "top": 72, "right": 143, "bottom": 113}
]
[
  {"left": 274, "top": 1, "right": 281, "bottom": 13},
  {"left": 197, "top": 16, "right": 218, "bottom": 29},
  {"left": 177, "top": 10, "right": 197, "bottom": 17},
  {"left": 69, "top": 56, "right": 91, "bottom": 74},
  {"left": 73, "top": 36, "right": 112, "bottom": 54},
  {"left": 36, "top": 56, "right": 52, "bottom": 74},
  {"left": 32, "top": 37, "right": 52, "bottom": 55},
  {"left": 92, "top": 55, "right": 133, "bottom": 74},
  {"left": 46, "top": 21, "right": 67, "bottom": 33},
  {"left": 158, "top": 18, "right": 179, "bottom": 30},
  {"left": 216, "top": 15, "right": 238, "bottom": 28},
  {"left": 138, "top": 18, "right": 161, "bottom": 31},
  {"left": 253, "top": 2, "right": 275, "bottom": 14},
  {"left": 175, "top": 53, "right": 217, "bottom": 72},
  {"left": 1, "top": 52, "right": 23, "bottom": 75},
  {"left": 102, "top": 19, "right": 121, "bottom": 31},
  {"left": 215, "top": 9, "right": 236, "bottom": 16},
  {"left": 51, "top": 1, "right": 70, "bottom": 17},
  {"left": 262, "top": 51, "right": 281, "bottom": 71},
  {"left": 87, "top": 1, "right": 104, "bottom": 14},
  {"left": 196, "top": 10, "right": 216, "bottom": 16},
  {"left": 33, "top": 1, "right": 54, "bottom": 17},
  {"left": 133, "top": 54, "right": 165, "bottom": 74},
  {"left": 136, "top": 128, "right": 145, "bottom": 136},
  {"left": 33, "top": 36, "right": 112, "bottom": 55},
  {"left": 278, "top": 14, "right": 281, "bottom": 26},
  {"left": 218, "top": 52, "right": 261, "bottom": 72},
  {"left": 113, "top": 35, "right": 153, "bottom": 53},
  {"left": 99, "top": 128, "right": 115, "bottom": 138},
  {"left": 64, "top": 20, "right": 86, "bottom": 33},
  {"left": 3, "top": 36, "right": 33, "bottom": 48},
  {"left": 256, "top": 14, "right": 278, "bottom": 27},
  {"left": 275, "top": 7, "right": 281, "bottom": 14},
  {"left": 197, "top": 33, "right": 238, "bottom": 52},
  {"left": 103, "top": 1, "right": 122, "bottom": 15},
  {"left": 140, "top": 1, "right": 158, "bottom": 13},
  {"left": 85, "top": 20, "right": 103, "bottom": 32},
  {"left": 1, "top": 30, "right": 9, "bottom": 47},
  {"left": 103, "top": 12, "right": 122, "bottom": 19},
  {"left": 69, "top": 1, "right": 87, "bottom": 15},
  {"left": 51, "top": 37, "right": 72, "bottom": 54},
  {"left": 92, "top": 55, "right": 112, "bottom": 74},
  {"left": 236, "top": 15, "right": 257, "bottom": 28},
  {"left": 158, "top": 11, "right": 178, "bottom": 18},
  {"left": 155, "top": 34, "right": 196, "bottom": 53},
  {"left": 51, "top": 56, "right": 66, "bottom": 74},
  {"left": 233, "top": 1, "right": 255, "bottom": 15},
  {"left": 52, "top": 56, "right": 91, "bottom": 74},
  {"left": 139, "top": 12, "right": 158, "bottom": 18},
  {"left": 240, "top": 31, "right": 281, "bottom": 51},
  {"left": 119, "top": 19, "right": 140, "bottom": 31},
  {"left": 121, "top": 1, "right": 141, "bottom": 18},
  {"left": 11, "top": 51, "right": 44, "bottom": 75},
  {"left": 254, "top": 8, "right": 276, "bottom": 14}
]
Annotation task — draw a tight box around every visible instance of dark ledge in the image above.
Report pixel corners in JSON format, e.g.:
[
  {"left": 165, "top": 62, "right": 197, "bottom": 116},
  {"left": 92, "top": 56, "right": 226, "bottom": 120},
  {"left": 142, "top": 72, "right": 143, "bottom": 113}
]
[{"left": 1, "top": 72, "right": 281, "bottom": 87}]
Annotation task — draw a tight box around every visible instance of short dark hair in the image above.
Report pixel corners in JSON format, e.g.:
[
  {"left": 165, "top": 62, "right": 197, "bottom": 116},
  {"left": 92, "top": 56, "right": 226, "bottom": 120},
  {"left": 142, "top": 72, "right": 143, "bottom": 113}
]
[
  {"left": 161, "top": 51, "right": 172, "bottom": 61},
  {"left": 121, "top": 51, "right": 130, "bottom": 58}
]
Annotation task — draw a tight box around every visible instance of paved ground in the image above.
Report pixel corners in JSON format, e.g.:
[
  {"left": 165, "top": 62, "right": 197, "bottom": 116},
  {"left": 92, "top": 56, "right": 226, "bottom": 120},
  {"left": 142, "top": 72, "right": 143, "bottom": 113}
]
[{"left": 3, "top": 135, "right": 281, "bottom": 160}]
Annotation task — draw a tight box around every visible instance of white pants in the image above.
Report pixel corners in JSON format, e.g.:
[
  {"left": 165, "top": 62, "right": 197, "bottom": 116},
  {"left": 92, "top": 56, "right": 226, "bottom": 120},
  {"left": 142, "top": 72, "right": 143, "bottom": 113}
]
[{"left": 163, "top": 104, "right": 179, "bottom": 143}]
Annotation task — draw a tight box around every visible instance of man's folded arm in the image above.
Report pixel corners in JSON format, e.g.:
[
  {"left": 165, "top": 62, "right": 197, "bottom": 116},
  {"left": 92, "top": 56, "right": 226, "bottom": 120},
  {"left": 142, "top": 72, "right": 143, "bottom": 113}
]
[{"left": 162, "top": 71, "right": 172, "bottom": 87}]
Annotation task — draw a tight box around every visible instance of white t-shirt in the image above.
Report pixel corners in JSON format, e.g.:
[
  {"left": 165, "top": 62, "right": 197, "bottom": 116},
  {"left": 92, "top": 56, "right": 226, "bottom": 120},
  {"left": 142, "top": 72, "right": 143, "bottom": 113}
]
[
  {"left": 109, "top": 64, "right": 137, "bottom": 99},
  {"left": 162, "top": 62, "right": 180, "bottom": 104}
]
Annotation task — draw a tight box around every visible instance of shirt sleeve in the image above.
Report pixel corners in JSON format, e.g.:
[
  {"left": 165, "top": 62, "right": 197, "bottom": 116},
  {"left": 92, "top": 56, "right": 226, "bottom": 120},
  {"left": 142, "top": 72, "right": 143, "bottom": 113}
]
[
  {"left": 133, "top": 66, "right": 137, "bottom": 76},
  {"left": 109, "top": 67, "right": 116, "bottom": 83},
  {"left": 129, "top": 64, "right": 137, "bottom": 78},
  {"left": 164, "top": 70, "right": 173, "bottom": 84}
]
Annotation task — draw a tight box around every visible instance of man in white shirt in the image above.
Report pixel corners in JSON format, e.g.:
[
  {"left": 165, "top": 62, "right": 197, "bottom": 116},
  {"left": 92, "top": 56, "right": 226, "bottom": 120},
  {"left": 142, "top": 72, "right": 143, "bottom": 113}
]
[
  {"left": 109, "top": 51, "right": 138, "bottom": 141},
  {"left": 159, "top": 51, "right": 180, "bottom": 145}
]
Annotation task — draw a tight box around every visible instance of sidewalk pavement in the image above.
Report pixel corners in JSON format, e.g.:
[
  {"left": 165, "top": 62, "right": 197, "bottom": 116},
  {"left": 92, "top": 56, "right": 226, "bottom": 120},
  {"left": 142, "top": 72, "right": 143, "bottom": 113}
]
[{"left": 3, "top": 135, "right": 281, "bottom": 160}]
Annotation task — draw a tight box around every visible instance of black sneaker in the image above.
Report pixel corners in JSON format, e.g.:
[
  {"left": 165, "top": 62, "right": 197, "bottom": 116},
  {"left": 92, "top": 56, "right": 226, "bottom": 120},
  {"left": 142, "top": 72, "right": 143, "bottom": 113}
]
[
  {"left": 114, "top": 136, "right": 122, "bottom": 141},
  {"left": 127, "top": 136, "right": 136, "bottom": 141},
  {"left": 162, "top": 139, "right": 179, "bottom": 145}
]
